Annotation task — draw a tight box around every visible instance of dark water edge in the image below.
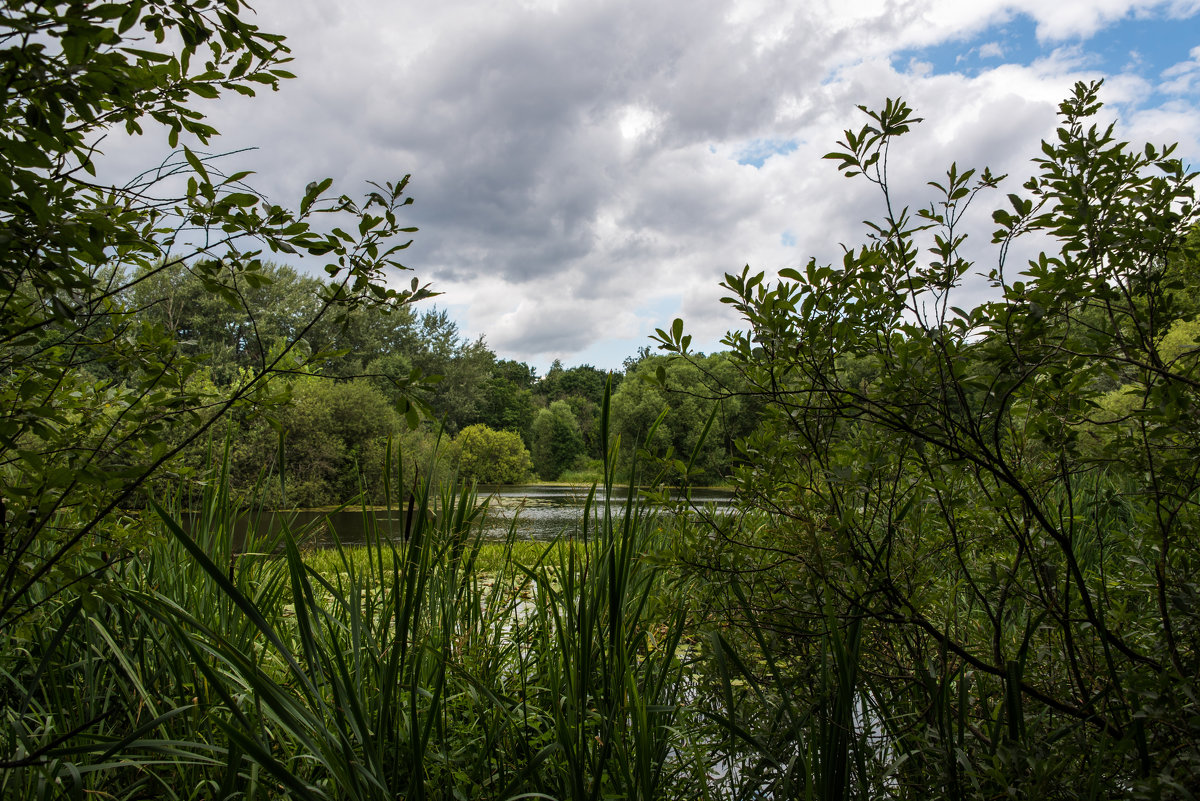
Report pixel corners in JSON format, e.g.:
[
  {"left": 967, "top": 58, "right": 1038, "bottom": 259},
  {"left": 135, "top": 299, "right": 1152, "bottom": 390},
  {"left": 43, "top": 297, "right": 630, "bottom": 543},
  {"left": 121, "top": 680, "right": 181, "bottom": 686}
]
[
  {"left": 473, "top": 484, "right": 735, "bottom": 542},
  {"left": 184, "top": 484, "right": 734, "bottom": 550}
]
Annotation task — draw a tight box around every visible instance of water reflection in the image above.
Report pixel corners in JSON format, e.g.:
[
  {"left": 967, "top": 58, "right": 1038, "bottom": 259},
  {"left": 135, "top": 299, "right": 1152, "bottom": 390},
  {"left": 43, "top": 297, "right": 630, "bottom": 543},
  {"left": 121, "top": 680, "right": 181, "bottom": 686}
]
[
  {"left": 474, "top": 484, "right": 735, "bottom": 542},
  {"left": 215, "top": 485, "right": 734, "bottom": 548}
]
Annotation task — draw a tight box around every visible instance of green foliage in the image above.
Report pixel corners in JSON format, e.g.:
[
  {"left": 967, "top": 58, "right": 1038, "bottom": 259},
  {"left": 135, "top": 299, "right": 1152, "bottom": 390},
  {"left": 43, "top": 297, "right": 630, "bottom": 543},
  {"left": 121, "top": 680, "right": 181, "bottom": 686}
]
[
  {"left": 531, "top": 400, "right": 586, "bottom": 480},
  {"left": 18, "top": 3, "right": 1200, "bottom": 795},
  {"left": 610, "top": 353, "right": 756, "bottom": 484},
  {"left": 455, "top": 423, "right": 533, "bottom": 484},
  {"left": 230, "top": 378, "right": 402, "bottom": 507},
  {"left": 493, "top": 358, "right": 539, "bottom": 389},
  {"left": 533, "top": 362, "right": 618, "bottom": 458},
  {"left": 0, "top": 395, "right": 703, "bottom": 798},
  {"left": 391, "top": 424, "right": 462, "bottom": 492},
  {"left": 0, "top": 0, "right": 432, "bottom": 599},
  {"left": 395, "top": 310, "right": 492, "bottom": 434},
  {"left": 660, "top": 81, "right": 1200, "bottom": 796},
  {"left": 536, "top": 362, "right": 612, "bottom": 407},
  {"left": 0, "top": 0, "right": 431, "bottom": 778},
  {"left": 475, "top": 371, "right": 537, "bottom": 441}
]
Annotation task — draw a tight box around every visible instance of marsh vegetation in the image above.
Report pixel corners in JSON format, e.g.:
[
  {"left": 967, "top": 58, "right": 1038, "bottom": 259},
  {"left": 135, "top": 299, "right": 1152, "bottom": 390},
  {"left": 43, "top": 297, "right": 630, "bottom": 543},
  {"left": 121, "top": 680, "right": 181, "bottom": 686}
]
[{"left": 2, "top": 2, "right": 1199, "bottom": 798}]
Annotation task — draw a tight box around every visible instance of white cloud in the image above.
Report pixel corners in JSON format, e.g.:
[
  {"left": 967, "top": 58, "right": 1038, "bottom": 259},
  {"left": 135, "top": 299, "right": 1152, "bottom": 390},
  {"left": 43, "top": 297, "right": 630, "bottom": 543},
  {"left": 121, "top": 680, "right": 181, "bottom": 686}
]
[
  {"left": 88, "top": 0, "right": 1200, "bottom": 372},
  {"left": 1123, "top": 102, "right": 1200, "bottom": 160},
  {"left": 1012, "top": 0, "right": 1200, "bottom": 40},
  {"left": 1161, "top": 45, "right": 1200, "bottom": 94}
]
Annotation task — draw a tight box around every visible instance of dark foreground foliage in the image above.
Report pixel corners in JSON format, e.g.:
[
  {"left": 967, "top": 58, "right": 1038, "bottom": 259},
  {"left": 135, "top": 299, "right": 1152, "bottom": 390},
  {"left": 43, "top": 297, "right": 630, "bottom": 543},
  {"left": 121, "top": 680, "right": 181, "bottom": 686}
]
[
  {"left": 4, "top": 1, "right": 1199, "bottom": 797},
  {"left": 660, "top": 83, "right": 1200, "bottom": 798}
]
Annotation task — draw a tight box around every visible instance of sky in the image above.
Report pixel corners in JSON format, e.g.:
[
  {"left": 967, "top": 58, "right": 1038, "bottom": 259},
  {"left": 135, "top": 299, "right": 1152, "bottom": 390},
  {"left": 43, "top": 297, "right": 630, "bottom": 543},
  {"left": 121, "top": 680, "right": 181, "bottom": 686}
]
[{"left": 103, "top": 0, "right": 1200, "bottom": 375}]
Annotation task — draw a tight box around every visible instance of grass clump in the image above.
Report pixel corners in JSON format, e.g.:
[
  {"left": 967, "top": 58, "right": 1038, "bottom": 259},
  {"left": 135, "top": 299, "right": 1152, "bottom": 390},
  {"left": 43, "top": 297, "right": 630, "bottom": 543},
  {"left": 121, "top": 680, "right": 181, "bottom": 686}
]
[{"left": 0, "top": 420, "right": 713, "bottom": 799}]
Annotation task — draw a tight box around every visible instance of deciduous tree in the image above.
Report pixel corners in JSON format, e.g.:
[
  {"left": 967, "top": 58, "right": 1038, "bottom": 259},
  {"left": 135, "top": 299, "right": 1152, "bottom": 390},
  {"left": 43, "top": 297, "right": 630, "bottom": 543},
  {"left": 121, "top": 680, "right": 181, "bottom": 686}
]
[
  {"left": 455, "top": 424, "right": 533, "bottom": 484},
  {"left": 531, "top": 400, "right": 586, "bottom": 480},
  {"left": 658, "top": 83, "right": 1200, "bottom": 796},
  {"left": 0, "top": 0, "right": 429, "bottom": 626}
]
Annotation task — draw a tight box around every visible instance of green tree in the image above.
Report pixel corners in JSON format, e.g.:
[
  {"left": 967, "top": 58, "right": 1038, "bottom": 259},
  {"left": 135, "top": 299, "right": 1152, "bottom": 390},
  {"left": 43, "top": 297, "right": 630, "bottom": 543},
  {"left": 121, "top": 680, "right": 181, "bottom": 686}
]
[
  {"left": 123, "top": 258, "right": 437, "bottom": 407},
  {"left": 535, "top": 362, "right": 615, "bottom": 456},
  {"left": 0, "top": 2, "right": 441, "bottom": 791},
  {"left": 0, "top": 0, "right": 428, "bottom": 644},
  {"left": 476, "top": 374, "right": 536, "bottom": 441},
  {"left": 378, "top": 308, "right": 499, "bottom": 433},
  {"left": 365, "top": 350, "right": 417, "bottom": 402},
  {"left": 659, "top": 84, "right": 1200, "bottom": 796},
  {"left": 530, "top": 400, "right": 586, "bottom": 480},
  {"left": 455, "top": 424, "right": 533, "bottom": 484},
  {"left": 494, "top": 358, "right": 539, "bottom": 389},
  {"left": 608, "top": 358, "right": 674, "bottom": 457},
  {"left": 536, "top": 361, "right": 611, "bottom": 405},
  {"left": 229, "top": 378, "right": 402, "bottom": 507},
  {"left": 610, "top": 353, "right": 754, "bottom": 483},
  {"left": 124, "top": 260, "right": 320, "bottom": 381}
]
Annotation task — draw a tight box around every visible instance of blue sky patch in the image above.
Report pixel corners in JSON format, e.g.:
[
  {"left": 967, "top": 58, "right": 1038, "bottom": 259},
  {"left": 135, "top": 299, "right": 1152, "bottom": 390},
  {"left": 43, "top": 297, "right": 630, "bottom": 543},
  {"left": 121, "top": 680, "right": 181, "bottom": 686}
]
[
  {"left": 895, "top": 10, "right": 1200, "bottom": 96},
  {"left": 895, "top": 14, "right": 1039, "bottom": 78},
  {"left": 781, "top": 230, "right": 797, "bottom": 247},
  {"left": 736, "top": 137, "right": 800, "bottom": 168},
  {"left": 642, "top": 293, "right": 684, "bottom": 323}
]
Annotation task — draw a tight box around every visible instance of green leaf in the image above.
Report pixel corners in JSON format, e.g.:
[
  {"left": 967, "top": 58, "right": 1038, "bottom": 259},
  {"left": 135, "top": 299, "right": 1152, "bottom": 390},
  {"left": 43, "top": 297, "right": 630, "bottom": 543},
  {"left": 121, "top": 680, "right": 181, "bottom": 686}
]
[{"left": 182, "top": 146, "right": 210, "bottom": 184}]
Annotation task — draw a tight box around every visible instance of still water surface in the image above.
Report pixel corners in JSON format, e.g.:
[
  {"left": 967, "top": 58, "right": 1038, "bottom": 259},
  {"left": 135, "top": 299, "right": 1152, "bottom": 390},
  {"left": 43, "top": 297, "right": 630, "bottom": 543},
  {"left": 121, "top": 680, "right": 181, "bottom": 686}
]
[
  {"left": 229, "top": 484, "right": 734, "bottom": 548},
  {"left": 473, "top": 484, "right": 735, "bottom": 541}
]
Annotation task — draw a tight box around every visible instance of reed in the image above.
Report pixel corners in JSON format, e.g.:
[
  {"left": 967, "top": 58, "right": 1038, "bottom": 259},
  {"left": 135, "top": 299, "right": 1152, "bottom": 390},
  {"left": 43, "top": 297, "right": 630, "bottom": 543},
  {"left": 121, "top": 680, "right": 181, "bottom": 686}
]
[
  {"left": 3, "top": 390, "right": 994, "bottom": 799},
  {"left": 64, "top": 395, "right": 702, "bottom": 799}
]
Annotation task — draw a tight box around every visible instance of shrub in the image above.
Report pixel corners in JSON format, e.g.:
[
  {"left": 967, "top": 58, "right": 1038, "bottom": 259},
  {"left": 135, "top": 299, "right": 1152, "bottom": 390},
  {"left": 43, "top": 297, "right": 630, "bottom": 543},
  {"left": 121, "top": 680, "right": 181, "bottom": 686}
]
[{"left": 455, "top": 424, "right": 533, "bottom": 484}]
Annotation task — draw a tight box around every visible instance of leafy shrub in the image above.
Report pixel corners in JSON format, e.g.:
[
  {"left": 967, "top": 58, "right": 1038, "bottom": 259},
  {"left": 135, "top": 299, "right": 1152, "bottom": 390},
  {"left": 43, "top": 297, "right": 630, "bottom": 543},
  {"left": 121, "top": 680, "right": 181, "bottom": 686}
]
[
  {"left": 660, "top": 82, "right": 1200, "bottom": 797},
  {"left": 455, "top": 424, "right": 533, "bottom": 484}
]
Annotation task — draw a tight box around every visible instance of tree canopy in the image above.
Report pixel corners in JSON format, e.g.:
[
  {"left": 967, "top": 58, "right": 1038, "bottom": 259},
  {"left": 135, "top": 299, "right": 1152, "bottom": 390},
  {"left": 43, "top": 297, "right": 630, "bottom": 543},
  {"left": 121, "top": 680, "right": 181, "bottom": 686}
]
[
  {"left": 0, "top": 0, "right": 430, "bottom": 624},
  {"left": 658, "top": 82, "right": 1200, "bottom": 796},
  {"left": 455, "top": 424, "right": 533, "bottom": 485}
]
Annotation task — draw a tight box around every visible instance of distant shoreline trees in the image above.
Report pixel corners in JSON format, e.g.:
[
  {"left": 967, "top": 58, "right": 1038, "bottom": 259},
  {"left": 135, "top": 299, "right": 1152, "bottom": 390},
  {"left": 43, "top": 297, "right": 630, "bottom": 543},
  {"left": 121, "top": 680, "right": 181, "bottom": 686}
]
[{"left": 120, "top": 257, "right": 751, "bottom": 497}]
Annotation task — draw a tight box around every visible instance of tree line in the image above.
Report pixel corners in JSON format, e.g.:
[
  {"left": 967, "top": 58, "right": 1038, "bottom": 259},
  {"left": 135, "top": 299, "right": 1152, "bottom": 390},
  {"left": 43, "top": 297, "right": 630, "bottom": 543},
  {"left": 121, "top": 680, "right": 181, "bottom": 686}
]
[
  {"left": 3, "top": 0, "right": 1199, "bottom": 796},
  {"left": 114, "top": 260, "right": 755, "bottom": 506}
]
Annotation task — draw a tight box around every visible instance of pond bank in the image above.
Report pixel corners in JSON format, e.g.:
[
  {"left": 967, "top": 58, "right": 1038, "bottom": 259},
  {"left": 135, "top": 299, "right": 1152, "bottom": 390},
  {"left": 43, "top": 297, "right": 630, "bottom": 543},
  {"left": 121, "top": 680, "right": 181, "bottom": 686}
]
[{"left": 187, "top": 484, "right": 735, "bottom": 549}]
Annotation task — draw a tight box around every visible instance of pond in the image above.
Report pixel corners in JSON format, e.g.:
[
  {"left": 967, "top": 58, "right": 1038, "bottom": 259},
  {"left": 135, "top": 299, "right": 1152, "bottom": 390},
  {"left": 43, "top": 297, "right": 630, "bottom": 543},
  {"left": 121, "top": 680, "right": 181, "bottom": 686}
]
[
  {"left": 218, "top": 484, "right": 735, "bottom": 549},
  {"left": 473, "top": 484, "right": 735, "bottom": 541}
]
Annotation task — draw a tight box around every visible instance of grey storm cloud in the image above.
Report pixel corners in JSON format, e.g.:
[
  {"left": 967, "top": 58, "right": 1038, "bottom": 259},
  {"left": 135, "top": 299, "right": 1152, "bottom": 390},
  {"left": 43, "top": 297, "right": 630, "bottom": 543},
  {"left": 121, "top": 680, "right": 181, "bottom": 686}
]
[
  {"left": 94, "top": 0, "right": 1200, "bottom": 369},
  {"left": 363, "top": 0, "right": 834, "bottom": 284}
]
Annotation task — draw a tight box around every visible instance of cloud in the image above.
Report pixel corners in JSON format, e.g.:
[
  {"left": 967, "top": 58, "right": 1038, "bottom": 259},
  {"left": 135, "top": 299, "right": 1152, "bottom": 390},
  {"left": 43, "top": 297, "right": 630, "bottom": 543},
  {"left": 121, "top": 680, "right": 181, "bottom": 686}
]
[
  {"left": 87, "top": 0, "right": 1200, "bottom": 371},
  {"left": 1017, "top": 0, "right": 1200, "bottom": 40},
  {"left": 1161, "top": 45, "right": 1200, "bottom": 93}
]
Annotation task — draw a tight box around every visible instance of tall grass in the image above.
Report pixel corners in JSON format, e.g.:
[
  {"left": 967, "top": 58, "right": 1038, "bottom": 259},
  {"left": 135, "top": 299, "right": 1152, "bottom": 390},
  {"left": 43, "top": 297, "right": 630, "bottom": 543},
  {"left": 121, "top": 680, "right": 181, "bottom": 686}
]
[
  {"left": 0, "top": 444, "right": 293, "bottom": 799},
  {"left": 3, "top": 392, "right": 992, "bottom": 799},
  {"left": 33, "top": 408, "right": 698, "bottom": 799}
]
